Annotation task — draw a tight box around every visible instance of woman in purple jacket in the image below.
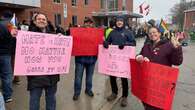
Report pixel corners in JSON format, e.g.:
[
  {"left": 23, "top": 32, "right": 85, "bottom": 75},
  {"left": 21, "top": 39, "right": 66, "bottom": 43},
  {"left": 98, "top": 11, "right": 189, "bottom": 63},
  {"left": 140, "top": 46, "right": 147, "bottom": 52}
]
[{"left": 136, "top": 26, "right": 183, "bottom": 110}]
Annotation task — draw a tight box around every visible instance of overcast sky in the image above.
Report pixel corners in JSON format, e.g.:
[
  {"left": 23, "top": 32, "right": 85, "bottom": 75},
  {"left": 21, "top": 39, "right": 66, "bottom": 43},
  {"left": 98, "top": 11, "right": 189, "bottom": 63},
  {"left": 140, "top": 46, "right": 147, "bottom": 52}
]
[{"left": 133, "top": 0, "right": 181, "bottom": 21}]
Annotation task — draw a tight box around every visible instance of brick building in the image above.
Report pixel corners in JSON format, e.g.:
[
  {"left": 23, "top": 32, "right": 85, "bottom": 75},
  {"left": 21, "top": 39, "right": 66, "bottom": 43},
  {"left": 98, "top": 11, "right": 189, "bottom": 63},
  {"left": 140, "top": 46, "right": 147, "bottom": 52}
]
[
  {"left": 0, "top": 0, "right": 40, "bottom": 22},
  {"left": 0, "top": 0, "right": 142, "bottom": 28},
  {"left": 184, "top": 7, "right": 195, "bottom": 31}
]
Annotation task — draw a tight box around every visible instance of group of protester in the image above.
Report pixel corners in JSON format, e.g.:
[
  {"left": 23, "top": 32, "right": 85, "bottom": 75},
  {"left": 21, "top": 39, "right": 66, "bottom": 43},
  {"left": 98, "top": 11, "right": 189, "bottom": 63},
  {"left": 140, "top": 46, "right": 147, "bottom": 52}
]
[{"left": 0, "top": 10, "right": 183, "bottom": 110}]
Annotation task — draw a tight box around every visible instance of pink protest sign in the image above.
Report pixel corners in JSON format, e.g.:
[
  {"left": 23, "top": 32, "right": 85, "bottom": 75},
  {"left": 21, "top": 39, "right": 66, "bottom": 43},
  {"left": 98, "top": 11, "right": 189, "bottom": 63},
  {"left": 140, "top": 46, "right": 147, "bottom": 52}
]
[
  {"left": 98, "top": 45, "right": 135, "bottom": 78},
  {"left": 14, "top": 31, "right": 73, "bottom": 76}
]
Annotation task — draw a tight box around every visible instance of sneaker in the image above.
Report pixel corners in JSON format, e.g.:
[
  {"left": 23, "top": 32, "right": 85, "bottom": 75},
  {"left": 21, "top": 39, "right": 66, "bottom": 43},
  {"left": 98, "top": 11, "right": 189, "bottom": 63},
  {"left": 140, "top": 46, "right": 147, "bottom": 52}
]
[
  {"left": 120, "top": 97, "right": 128, "bottom": 107},
  {"left": 85, "top": 91, "right": 94, "bottom": 97},
  {"left": 107, "top": 93, "right": 117, "bottom": 101},
  {"left": 5, "top": 98, "right": 13, "bottom": 103}
]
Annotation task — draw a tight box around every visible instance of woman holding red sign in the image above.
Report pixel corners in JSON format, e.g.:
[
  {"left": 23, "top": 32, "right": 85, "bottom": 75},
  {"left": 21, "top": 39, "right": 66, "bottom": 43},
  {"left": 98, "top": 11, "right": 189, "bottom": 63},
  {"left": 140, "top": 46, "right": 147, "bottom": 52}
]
[{"left": 136, "top": 26, "right": 183, "bottom": 110}]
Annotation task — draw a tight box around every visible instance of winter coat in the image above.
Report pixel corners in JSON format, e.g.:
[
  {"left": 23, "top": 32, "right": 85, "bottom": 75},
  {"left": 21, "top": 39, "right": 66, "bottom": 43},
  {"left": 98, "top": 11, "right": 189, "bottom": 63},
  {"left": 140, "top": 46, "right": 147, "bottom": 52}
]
[
  {"left": 140, "top": 39, "right": 183, "bottom": 66},
  {"left": 75, "top": 56, "right": 97, "bottom": 64},
  {"left": 0, "top": 21, "right": 15, "bottom": 55},
  {"left": 106, "top": 27, "right": 136, "bottom": 46},
  {"left": 27, "top": 25, "right": 60, "bottom": 90}
]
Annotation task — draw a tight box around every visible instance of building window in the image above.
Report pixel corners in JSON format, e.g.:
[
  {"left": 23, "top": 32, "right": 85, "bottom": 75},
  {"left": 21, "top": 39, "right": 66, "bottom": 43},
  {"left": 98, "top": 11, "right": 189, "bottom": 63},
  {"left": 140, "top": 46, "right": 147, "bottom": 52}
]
[
  {"left": 108, "top": 0, "right": 118, "bottom": 11},
  {"left": 53, "top": 0, "right": 61, "bottom": 3},
  {"left": 100, "top": 0, "right": 103, "bottom": 9},
  {"left": 55, "top": 13, "right": 61, "bottom": 26},
  {"left": 85, "top": 0, "right": 89, "bottom": 5},
  {"left": 122, "top": 0, "right": 126, "bottom": 10},
  {"left": 100, "top": 0, "right": 119, "bottom": 11},
  {"left": 100, "top": 0, "right": 105, "bottom": 9},
  {"left": 193, "top": 13, "right": 195, "bottom": 21},
  {"left": 72, "top": 15, "right": 77, "bottom": 26},
  {"left": 72, "top": 0, "right": 77, "bottom": 6}
]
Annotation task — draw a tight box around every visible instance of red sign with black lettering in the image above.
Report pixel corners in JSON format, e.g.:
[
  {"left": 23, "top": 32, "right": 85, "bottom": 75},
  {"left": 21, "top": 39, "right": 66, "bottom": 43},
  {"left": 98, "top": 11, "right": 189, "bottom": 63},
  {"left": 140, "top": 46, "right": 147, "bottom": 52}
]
[
  {"left": 130, "top": 59, "right": 179, "bottom": 110},
  {"left": 70, "top": 27, "right": 104, "bottom": 56}
]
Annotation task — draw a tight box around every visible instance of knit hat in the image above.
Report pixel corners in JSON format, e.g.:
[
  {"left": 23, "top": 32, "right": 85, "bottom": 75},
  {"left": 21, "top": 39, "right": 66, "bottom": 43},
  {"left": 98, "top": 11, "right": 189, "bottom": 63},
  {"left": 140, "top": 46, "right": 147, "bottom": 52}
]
[{"left": 116, "top": 15, "right": 124, "bottom": 22}]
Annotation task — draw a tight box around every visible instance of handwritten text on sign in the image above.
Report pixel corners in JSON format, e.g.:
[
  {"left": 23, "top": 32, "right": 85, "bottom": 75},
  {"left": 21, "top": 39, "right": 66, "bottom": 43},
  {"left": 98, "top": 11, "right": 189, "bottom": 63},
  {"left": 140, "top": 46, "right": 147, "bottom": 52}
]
[
  {"left": 130, "top": 59, "right": 179, "bottom": 110},
  {"left": 98, "top": 45, "right": 135, "bottom": 78},
  {"left": 14, "top": 31, "right": 73, "bottom": 76}
]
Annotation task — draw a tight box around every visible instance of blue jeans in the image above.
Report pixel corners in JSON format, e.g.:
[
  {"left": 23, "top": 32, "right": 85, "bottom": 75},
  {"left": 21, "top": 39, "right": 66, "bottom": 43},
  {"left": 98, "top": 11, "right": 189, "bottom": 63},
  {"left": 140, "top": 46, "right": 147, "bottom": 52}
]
[
  {"left": 29, "top": 85, "right": 57, "bottom": 110},
  {"left": 0, "top": 92, "right": 5, "bottom": 110},
  {"left": 74, "top": 62, "right": 96, "bottom": 96},
  {"left": 0, "top": 55, "right": 13, "bottom": 101}
]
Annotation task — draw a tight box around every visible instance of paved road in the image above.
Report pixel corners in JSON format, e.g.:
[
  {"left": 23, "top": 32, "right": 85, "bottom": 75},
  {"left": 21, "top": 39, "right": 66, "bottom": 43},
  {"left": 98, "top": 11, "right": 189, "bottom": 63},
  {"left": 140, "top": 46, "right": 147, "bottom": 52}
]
[
  {"left": 112, "top": 39, "right": 195, "bottom": 110},
  {"left": 3, "top": 38, "right": 195, "bottom": 110}
]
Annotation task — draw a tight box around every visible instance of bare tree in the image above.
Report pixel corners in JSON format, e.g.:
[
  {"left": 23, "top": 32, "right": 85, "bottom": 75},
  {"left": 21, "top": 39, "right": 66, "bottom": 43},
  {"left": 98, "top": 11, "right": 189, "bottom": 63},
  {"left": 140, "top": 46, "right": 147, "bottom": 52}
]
[{"left": 170, "top": 0, "right": 195, "bottom": 30}]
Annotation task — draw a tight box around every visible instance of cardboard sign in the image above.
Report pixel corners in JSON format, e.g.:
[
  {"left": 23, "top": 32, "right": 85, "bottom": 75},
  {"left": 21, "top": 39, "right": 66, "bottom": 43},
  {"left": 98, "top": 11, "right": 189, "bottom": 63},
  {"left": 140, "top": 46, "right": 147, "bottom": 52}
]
[
  {"left": 98, "top": 45, "right": 135, "bottom": 78},
  {"left": 14, "top": 31, "right": 73, "bottom": 76},
  {"left": 130, "top": 59, "right": 179, "bottom": 110},
  {"left": 70, "top": 27, "right": 104, "bottom": 56}
]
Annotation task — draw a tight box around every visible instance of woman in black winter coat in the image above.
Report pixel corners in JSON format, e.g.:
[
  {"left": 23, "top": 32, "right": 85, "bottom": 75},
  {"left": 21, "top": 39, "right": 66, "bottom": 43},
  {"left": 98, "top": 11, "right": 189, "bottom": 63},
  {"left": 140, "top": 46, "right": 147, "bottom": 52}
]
[{"left": 28, "top": 13, "right": 59, "bottom": 110}]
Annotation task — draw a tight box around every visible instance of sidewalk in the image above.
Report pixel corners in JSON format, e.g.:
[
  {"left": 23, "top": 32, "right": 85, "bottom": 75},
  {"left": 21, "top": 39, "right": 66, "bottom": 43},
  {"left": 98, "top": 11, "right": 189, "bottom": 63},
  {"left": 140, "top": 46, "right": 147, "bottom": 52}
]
[{"left": 112, "top": 39, "right": 195, "bottom": 110}]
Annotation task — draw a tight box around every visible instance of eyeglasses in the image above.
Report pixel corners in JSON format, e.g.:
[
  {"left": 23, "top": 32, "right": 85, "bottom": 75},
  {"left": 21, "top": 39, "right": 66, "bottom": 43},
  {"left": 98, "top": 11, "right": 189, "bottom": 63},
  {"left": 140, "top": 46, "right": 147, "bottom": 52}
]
[
  {"left": 149, "top": 31, "right": 158, "bottom": 35},
  {"left": 36, "top": 18, "right": 46, "bottom": 21}
]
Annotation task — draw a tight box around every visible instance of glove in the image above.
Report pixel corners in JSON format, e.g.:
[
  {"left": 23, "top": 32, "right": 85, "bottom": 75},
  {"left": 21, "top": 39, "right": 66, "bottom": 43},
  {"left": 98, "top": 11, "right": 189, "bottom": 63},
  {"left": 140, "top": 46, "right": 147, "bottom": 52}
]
[
  {"left": 118, "top": 44, "right": 125, "bottom": 49},
  {"left": 103, "top": 41, "right": 109, "bottom": 49}
]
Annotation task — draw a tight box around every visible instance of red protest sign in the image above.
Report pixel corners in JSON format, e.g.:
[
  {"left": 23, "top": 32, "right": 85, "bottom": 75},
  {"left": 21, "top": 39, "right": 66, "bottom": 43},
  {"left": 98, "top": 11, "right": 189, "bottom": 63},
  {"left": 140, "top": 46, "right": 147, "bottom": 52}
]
[
  {"left": 130, "top": 59, "right": 179, "bottom": 110},
  {"left": 70, "top": 27, "right": 104, "bottom": 56}
]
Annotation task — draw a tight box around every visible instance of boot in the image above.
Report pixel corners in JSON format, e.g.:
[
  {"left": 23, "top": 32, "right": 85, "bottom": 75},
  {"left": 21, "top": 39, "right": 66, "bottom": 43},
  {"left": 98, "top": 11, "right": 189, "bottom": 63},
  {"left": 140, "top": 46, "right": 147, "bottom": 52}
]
[
  {"left": 107, "top": 93, "right": 117, "bottom": 101},
  {"left": 120, "top": 97, "right": 128, "bottom": 107}
]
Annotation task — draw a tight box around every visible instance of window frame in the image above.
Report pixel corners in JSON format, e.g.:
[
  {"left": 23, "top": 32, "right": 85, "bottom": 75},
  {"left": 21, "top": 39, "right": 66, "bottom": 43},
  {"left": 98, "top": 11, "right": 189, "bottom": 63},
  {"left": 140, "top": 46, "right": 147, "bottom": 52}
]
[
  {"left": 72, "top": 15, "right": 78, "bottom": 26},
  {"left": 54, "top": 13, "right": 62, "bottom": 26},
  {"left": 53, "top": 0, "right": 61, "bottom": 4},
  {"left": 84, "top": 0, "right": 89, "bottom": 5},
  {"left": 72, "top": 0, "right": 77, "bottom": 6}
]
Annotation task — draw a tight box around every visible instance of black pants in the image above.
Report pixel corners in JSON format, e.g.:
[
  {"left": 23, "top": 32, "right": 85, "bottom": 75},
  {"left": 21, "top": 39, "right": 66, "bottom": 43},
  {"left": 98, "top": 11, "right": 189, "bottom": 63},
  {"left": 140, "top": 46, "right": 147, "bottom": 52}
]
[
  {"left": 110, "top": 76, "right": 128, "bottom": 97},
  {"left": 143, "top": 102, "right": 162, "bottom": 110}
]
